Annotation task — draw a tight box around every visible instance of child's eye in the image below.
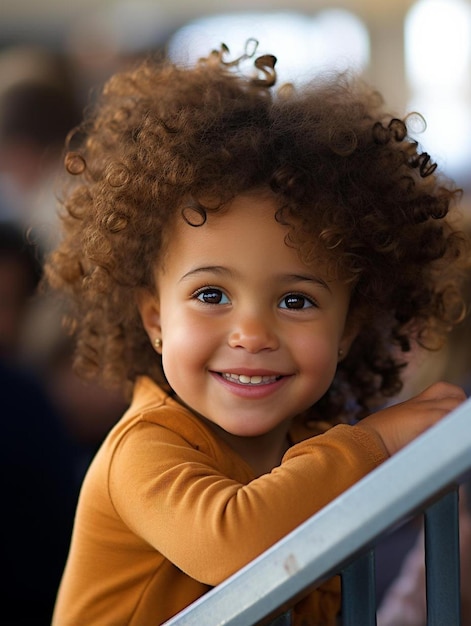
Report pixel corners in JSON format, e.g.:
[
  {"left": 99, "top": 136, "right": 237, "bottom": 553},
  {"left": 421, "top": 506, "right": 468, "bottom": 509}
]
[
  {"left": 279, "top": 293, "right": 315, "bottom": 310},
  {"left": 194, "top": 288, "right": 230, "bottom": 305}
]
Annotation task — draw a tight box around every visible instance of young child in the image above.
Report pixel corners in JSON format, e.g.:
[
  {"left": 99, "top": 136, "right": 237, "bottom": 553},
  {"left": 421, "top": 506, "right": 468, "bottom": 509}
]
[{"left": 45, "top": 42, "right": 469, "bottom": 626}]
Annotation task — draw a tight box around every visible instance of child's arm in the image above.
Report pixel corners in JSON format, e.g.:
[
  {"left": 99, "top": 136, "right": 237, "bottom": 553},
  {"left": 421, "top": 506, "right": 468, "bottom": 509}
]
[
  {"left": 356, "top": 381, "right": 466, "bottom": 456},
  {"left": 109, "top": 381, "right": 464, "bottom": 586}
]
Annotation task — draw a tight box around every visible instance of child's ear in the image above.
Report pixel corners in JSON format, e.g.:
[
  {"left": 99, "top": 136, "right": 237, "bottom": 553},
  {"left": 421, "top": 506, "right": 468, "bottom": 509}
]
[{"left": 136, "top": 289, "right": 162, "bottom": 347}]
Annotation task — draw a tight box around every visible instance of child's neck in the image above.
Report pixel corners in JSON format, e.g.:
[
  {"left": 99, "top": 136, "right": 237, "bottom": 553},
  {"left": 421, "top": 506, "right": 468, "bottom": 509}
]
[{"left": 205, "top": 419, "right": 292, "bottom": 478}]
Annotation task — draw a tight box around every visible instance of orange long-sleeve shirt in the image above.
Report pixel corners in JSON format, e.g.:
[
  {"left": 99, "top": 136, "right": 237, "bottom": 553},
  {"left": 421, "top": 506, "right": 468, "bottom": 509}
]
[{"left": 53, "top": 376, "right": 387, "bottom": 626}]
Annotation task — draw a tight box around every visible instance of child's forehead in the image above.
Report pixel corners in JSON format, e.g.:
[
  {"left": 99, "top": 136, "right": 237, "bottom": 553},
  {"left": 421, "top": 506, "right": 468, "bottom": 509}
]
[
  {"left": 177, "top": 190, "right": 284, "bottom": 234},
  {"left": 164, "top": 191, "right": 345, "bottom": 279}
]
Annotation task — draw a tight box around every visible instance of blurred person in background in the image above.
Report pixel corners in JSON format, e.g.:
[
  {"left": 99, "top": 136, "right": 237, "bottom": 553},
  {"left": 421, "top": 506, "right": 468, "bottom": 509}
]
[
  {"left": 20, "top": 292, "right": 130, "bottom": 476},
  {"left": 0, "top": 44, "right": 128, "bottom": 465},
  {"left": 0, "top": 220, "right": 79, "bottom": 625},
  {"left": 0, "top": 221, "right": 42, "bottom": 362},
  {"left": 0, "top": 76, "right": 80, "bottom": 250},
  {"left": 0, "top": 359, "right": 80, "bottom": 626},
  {"left": 0, "top": 47, "right": 128, "bottom": 624}
]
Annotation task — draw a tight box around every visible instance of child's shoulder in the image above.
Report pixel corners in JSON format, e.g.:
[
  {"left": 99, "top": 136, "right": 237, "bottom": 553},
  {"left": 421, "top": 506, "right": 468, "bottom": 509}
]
[
  {"left": 90, "top": 376, "right": 255, "bottom": 486},
  {"left": 130, "top": 375, "right": 179, "bottom": 416},
  {"left": 116, "top": 375, "right": 199, "bottom": 434},
  {"left": 107, "top": 376, "right": 225, "bottom": 457}
]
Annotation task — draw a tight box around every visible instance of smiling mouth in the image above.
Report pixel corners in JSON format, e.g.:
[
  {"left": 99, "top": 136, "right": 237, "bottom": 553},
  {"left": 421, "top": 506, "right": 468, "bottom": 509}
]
[{"left": 220, "top": 373, "right": 282, "bottom": 385}]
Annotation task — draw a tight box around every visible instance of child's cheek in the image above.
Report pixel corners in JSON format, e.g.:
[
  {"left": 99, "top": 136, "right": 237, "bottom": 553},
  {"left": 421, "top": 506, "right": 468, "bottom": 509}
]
[{"left": 161, "top": 318, "right": 215, "bottom": 388}]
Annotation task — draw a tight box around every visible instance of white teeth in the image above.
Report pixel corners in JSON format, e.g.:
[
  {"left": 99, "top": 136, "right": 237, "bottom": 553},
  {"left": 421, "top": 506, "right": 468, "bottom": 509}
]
[{"left": 222, "top": 373, "right": 278, "bottom": 385}]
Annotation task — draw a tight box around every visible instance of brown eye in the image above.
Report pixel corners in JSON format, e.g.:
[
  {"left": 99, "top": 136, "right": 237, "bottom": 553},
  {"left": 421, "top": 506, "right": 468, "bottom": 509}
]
[
  {"left": 195, "top": 289, "right": 230, "bottom": 305},
  {"left": 279, "top": 294, "right": 314, "bottom": 310}
]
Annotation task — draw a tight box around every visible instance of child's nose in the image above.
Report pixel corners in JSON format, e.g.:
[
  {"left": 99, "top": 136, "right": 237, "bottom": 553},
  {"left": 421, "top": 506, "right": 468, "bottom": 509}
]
[{"left": 227, "top": 313, "right": 279, "bottom": 353}]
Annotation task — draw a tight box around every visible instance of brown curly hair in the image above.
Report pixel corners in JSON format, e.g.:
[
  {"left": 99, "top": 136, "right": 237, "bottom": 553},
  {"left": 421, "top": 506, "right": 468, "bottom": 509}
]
[{"left": 44, "top": 42, "right": 470, "bottom": 422}]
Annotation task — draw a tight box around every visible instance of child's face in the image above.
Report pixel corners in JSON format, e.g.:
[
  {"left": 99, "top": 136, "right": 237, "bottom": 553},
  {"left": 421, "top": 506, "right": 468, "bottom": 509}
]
[{"left": 140, "top": 191, "right": 356, "bottom": 437}]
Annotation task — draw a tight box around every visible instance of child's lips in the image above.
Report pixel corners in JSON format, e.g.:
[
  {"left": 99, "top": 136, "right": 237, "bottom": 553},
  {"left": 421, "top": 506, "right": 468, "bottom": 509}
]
[
  {"left": 209, "top": 370, "right": 291, "bottom": 395},
  {"left": 220, "top": 372, "right": 281, "bottom": 385},
  {"left": 210, "top": 370, "right": 290, "bottom": 398}
]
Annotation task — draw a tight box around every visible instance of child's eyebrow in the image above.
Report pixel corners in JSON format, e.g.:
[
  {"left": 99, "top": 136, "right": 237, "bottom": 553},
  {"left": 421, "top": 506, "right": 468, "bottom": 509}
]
[
  {"left": 179, "top": 266, "right": 233, "bottom": 282},
  {"left": 280, "top": 274, "right": 331, "bottom": 293},
  {"left": 179, "top": 267, "right": 331, "bottom": 292}
]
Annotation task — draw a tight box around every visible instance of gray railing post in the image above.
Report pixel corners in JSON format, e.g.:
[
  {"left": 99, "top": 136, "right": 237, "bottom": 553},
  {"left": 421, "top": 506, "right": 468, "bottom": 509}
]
[
  {"left": 341, "top": 549, "right": 377, "bottom": 625},
  {"left": 425, "top": 487, "right": 461, "bottom": 625}
]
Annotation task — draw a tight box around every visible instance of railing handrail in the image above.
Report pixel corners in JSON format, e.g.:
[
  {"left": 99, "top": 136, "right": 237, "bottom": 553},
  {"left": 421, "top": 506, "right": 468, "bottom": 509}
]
[{"left": 163, "top": 396, "right": 471, "bottom": 626}]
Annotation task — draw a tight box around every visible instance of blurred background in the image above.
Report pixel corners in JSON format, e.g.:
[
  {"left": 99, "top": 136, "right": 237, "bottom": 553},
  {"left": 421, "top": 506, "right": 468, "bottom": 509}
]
[
  {"left": 1, "top": 0, "right": 471, "bottom": 242},
  {"left": 2, "top": 0, "right": 471, "bottom": 190},
  {"left": 1, "top": 0, "right": 471, "bottom": 624}
]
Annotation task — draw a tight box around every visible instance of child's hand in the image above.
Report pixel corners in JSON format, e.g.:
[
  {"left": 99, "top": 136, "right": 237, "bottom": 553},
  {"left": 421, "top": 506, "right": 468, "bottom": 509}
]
[{"left": 356, "top": 381, "right": 466, "bottom": 456}]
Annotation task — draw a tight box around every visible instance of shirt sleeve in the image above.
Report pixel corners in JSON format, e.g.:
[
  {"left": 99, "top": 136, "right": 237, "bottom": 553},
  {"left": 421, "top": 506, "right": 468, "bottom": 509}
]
[{"left": 109, "top": 421, "right": 387, "bottom": 586}]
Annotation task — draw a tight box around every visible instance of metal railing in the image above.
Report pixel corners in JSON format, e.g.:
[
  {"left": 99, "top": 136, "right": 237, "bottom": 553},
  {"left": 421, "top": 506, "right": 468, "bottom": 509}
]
[
  {"left": 341, "top": 490, "right": 460, "bottom": 625},
  {"left": 163, "top": 397, "right": 471, "bottom": 626}
]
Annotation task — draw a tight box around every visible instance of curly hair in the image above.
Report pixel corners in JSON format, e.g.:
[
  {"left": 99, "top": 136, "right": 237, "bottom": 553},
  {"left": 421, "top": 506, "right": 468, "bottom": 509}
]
[{"left": 44, "top": 42, "right": 470, "bottom": 422}]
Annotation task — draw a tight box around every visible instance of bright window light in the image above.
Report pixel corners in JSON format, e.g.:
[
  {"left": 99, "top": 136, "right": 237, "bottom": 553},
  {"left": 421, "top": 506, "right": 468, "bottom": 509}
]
[
  {"left": 315, "top": 9, "right": 370, "bottom": 73},
  {"left": 408, "top": 96, "right": 471, "bottom": 177},
  {"left": 405, "top": 0, "right": 471, "bottom": 89},
  {"left": 167, "top": 10, "right": 370, "bottom": 85},
  {"left": 405, "top": 0, "right": 471, "bottom": 179}
]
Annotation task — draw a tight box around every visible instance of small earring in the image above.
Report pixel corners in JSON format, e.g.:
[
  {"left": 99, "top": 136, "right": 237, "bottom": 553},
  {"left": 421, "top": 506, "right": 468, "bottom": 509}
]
[
  {"left": 338, "top": 348, "right": 344, "bottom": 358},
  {"left": 154, "top": 337, "right": 162, "bottom": 350}
]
